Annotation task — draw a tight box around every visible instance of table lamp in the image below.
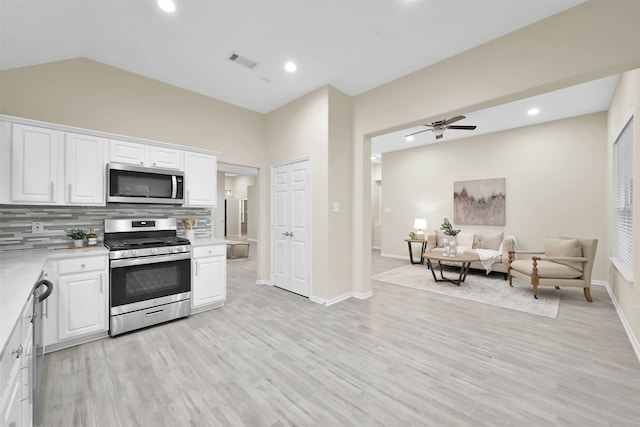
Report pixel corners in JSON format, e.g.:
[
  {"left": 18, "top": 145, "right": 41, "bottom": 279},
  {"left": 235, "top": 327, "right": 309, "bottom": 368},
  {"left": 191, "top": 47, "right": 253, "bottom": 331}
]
[{"left": 413, "top": 218, "right": 427, "bottom": 239}]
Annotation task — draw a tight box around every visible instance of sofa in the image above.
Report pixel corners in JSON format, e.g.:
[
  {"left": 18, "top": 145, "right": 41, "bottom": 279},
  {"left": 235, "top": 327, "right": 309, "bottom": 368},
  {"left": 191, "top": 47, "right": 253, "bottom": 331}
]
[{"left": 423, "top": 230, "right": 517, "bottom": 276}]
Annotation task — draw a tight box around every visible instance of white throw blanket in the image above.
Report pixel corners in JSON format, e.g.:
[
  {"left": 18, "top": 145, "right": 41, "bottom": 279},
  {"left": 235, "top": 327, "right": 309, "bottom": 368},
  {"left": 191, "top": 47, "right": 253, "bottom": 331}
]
[
  {"left": 476, "top": 249, "right": 501, "bottom": 274},
  {"left": 457, "top": 236, "right": 520, "bottom": 274}
]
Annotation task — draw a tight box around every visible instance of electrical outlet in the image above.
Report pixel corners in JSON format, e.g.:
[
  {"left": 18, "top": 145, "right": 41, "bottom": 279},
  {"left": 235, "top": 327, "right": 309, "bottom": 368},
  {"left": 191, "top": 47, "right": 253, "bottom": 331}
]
[{"left": 32, "top": 222, "right": 44, "bottom": 234}]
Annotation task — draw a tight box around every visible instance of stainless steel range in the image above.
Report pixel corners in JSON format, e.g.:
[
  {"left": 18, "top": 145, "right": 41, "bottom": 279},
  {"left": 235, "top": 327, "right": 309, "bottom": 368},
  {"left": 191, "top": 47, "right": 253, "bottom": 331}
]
[{"left": 104, "top": 218, "right": 191, "bottom": 336}]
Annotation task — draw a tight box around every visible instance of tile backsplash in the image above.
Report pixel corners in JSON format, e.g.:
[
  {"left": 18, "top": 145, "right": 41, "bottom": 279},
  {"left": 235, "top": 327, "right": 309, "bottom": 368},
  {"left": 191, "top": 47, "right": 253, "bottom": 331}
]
[{"left": 0, "top": 204, "right": 212, "bottom": 251}]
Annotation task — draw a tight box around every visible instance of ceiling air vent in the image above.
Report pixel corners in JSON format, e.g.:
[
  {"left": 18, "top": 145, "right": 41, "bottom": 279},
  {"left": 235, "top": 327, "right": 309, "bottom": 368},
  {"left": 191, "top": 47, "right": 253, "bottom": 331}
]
[{"left": 227, "top": 52, "right": 258, "bottom": 70}]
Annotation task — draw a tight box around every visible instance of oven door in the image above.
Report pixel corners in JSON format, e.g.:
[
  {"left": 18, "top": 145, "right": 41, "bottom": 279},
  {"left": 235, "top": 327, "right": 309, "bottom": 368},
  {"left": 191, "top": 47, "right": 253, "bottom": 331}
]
[{"left": 110, "top": 253, "right": 191, "bottom": 315}]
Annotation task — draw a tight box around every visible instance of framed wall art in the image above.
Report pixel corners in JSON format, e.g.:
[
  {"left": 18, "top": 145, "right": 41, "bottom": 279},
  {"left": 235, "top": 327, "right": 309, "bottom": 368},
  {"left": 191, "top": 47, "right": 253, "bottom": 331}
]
[{"left": 454, "top": 178, "right": 505, "bottom": 225}]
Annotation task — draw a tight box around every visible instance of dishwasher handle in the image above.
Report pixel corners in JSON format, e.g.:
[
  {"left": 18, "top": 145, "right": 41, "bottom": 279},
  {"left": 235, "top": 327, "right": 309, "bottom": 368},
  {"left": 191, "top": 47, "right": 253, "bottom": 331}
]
[{"left": 33, "top": 279, "right": 54, "bottom": 303}]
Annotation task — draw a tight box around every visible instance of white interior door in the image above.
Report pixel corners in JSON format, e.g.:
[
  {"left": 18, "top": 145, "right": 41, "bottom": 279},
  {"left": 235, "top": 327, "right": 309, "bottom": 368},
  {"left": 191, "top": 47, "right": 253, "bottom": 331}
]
[{"left": 271, "top": 159, "right": 310, "bottom": 297}]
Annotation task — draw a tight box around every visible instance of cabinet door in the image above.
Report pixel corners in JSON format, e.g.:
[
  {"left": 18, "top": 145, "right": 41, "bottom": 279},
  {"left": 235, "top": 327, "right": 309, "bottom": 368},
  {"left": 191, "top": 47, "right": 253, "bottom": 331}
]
[
  {"left": 57, "top": 270, "right": 107, "bottom": 341},
  {"left": 1, "top": 369, "right": 22, "bottom": 427},
  {"left": 109, "top": 139, "right": 147, "bottom": 166},
  {"left": 65, "top": 132, "right": 106, "bottom": 205},
  {"left": 149, "top": 146, "right": 183, "bottom": 170},
  {"left": 184, "top": 151, "right": 217, "bottom": 207},
  {"left": 10, "top": 123, "right": 61, "bottom": 203},
  {"left": 192, "top": 256, "right": 226, "bottom": 307}
]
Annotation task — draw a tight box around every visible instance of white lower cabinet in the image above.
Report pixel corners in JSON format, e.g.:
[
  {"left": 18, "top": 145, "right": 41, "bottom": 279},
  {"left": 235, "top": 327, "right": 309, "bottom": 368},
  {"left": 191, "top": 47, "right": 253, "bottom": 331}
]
[
  {"left": 44, "top": 255, "right": 108, "bottom": 349},
  {"left": 191, "top": 245, "right": 226, "bottom": 313},
  {"left": 0, "top": 294, "right": 33, "bottom": 427}
]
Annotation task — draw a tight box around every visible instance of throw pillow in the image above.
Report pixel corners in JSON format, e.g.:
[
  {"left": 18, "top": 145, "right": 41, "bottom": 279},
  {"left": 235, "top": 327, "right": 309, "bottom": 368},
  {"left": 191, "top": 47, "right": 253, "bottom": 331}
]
[
  {"left": 435, "top": 230, "right": 446, "bottom": 248},
  {"left": 544, "top": 238, "right": 583, "bottom": 271},
  {"left": 478, "top": 231, "right": 503, "bottom": 251},
  {"left": 456, "top": 232, "right": 475, "bottom": 248}
]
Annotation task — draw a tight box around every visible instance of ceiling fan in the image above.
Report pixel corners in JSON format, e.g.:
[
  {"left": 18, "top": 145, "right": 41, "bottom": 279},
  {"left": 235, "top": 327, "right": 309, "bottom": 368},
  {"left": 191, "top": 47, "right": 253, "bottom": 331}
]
[{"left": 405, "top": 115, "right": 477, "bottom": 140}]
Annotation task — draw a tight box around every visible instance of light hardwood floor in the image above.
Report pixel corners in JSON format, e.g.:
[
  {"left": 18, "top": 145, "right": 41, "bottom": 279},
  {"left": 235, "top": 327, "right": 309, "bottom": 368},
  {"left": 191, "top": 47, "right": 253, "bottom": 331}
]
[{"left": 42, "top": 247, "right": 640, "bottom": 426}]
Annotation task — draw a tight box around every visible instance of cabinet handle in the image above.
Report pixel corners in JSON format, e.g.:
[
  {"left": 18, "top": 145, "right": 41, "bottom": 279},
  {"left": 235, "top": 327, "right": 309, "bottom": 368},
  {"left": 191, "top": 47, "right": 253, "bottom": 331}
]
[
  {"left": 50, "top": 182, "right": 54, "bottom": 202},
  {"left": 81, "top": 264, "right": 86, "bottom": 268},
  {"left": 44, "top": 296, "right": 48, "bottom": 318},
  {"left": 12, "top": 344, "right": 23, "bottom": 359},
  {"left": 140, "top": 161, "right": 144, "bottom": 165},
  {"left": 68, "top": 183, "right": 71, "bottom": 201},
  {"left": 100, "top": 272, "right": 103, "bottom": 293},
  {"left": 195, "top": 261, "right": 199, "bottom": 277}
]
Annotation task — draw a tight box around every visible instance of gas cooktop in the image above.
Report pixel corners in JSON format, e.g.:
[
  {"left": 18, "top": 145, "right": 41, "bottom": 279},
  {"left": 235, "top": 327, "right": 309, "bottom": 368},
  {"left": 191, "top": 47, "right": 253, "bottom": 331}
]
[{"left": 104, "top": 236, "right": 190, "bottom": 251}]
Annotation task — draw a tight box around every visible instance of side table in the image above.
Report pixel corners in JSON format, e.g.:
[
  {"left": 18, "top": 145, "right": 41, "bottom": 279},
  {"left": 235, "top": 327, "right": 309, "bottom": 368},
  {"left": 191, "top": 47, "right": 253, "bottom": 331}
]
[{"left": 404, "top": 238, "right": 428, "bottom": 264}]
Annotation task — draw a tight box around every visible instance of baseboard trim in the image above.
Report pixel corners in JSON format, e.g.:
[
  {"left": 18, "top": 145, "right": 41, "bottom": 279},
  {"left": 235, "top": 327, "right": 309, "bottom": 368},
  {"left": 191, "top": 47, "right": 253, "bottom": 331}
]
[
  {"left": 598, "top": 280, "right": 640, "bottom": 363},
  {"left": 310, "top": 290, "right": 373, "bottom": 306},
  {"left": 380, "top": 252, "right": 409, "bottom": 261},
  {"left": 256, "top": 279, "right": 272, "bottom": 286}
]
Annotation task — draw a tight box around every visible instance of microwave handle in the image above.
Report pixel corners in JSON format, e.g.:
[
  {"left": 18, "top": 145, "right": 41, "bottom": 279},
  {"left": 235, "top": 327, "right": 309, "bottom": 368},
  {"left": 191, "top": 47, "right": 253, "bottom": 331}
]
[{"left": 171, "top": 175, "right": 177, "bottom": 199}]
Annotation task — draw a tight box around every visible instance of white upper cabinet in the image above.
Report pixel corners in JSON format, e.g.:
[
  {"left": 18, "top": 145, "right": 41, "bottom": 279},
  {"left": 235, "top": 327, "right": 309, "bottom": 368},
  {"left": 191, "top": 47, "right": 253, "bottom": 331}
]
[
  {"left": 184, "top": 151, "right": 217, "bottom": 207},
  {"left": 65, "top": 132, "right": 106, "bottom": 205},
  {"left": 2, "top": 124, "right": 107, "bottom": 206},
  {"left": 109, "top": 139, "right": 183, "bottom": 170},
  {"left": 9, "top": 123, "right": 62, "bottom": 204},
  {"left": 149, "top": 145, "right": 184, "bottom": 170}
]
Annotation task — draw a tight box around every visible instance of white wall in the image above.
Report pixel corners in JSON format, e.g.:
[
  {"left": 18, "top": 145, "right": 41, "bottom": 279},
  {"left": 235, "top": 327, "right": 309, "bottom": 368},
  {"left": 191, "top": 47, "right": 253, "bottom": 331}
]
[
  {"left": 381, "top": 113, "right": 608, "bottom": 280},
  {"left": 607, "top": 69, "right": 640, "bottom": 341},
  {"left": 0, "top": 58, "right": 265, "bottom": 168}
]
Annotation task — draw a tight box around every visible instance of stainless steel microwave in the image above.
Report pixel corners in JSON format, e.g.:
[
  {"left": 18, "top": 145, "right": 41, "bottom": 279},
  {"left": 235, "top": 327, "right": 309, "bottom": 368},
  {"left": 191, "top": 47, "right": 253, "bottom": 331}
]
[{"left": 107, "top": 163, "right": 184, "bottom": 204}]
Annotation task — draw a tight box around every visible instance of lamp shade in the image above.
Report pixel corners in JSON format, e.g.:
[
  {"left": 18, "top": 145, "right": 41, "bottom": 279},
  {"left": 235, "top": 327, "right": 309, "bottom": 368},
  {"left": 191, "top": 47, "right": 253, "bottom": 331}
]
[{"left": 413, "top": 218, "right": 427, "bottom": 230}]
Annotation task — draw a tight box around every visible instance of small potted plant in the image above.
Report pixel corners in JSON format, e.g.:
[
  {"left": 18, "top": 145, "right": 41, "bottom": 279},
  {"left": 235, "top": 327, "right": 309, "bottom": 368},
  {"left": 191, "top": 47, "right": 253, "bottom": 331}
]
[
  {"left": 66, "top": 228, "right": 87, "bottom": 247},
  {"left": 440, "top": 218, "right": 460, "bottom": 256}
]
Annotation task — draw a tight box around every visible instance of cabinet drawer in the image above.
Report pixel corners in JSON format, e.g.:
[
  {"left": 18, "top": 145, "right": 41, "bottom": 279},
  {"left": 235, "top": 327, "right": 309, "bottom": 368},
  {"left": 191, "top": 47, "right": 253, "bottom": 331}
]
[
  {"left": 58, "top": 256, "right": 106, "bottom": 275},
  {"left": 193, "top": 245, "right": 225, "bottom": 258}
]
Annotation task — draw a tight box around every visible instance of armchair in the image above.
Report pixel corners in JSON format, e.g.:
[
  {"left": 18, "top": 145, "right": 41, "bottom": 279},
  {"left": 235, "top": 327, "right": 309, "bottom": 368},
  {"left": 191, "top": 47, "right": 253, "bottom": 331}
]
[{"left": 508, "top": 237, "right": 598, "bottom": 301}]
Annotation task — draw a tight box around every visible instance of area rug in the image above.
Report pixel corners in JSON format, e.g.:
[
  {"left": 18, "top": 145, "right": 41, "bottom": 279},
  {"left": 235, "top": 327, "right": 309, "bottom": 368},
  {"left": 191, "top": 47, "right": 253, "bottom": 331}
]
[{"left": 372, "top": 264, "right": 560, "bottom": 318}]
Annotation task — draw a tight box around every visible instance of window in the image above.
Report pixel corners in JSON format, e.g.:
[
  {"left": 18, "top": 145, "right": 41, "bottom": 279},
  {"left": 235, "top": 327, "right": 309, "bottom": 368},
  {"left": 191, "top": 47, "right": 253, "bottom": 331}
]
[{"left": 612, "top": 116, "right": 634, "bottom": 282}]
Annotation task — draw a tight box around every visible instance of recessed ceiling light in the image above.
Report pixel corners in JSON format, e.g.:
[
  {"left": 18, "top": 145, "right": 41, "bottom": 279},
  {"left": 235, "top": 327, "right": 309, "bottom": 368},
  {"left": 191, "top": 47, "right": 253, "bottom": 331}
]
[
  {"left": 284, "top": 61, "right": 297, "bottom": 73},
  {"left": 157, "top": 0, "right": 176, "bottom": 13},
  {"left": 405, "top": 135, "right": 414, "bottom": 142},
  {"left": 528, "top": 108, "right": 540, "bottom": 116}
]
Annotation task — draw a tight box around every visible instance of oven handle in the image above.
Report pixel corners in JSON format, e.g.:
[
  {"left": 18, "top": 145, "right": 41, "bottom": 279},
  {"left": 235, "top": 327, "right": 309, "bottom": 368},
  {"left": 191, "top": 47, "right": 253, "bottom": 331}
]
[{"left": 110, "top": 252, "right": 191, "bottom": 268}]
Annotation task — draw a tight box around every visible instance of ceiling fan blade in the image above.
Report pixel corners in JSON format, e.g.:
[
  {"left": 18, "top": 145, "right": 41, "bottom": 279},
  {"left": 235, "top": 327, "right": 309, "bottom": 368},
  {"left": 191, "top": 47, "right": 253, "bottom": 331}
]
[
  {"left": 447, "top": 125, "right": 477, "bottom": 130},
  {"left": 405, "top": 129, "right": 431, "bottom": 138},
  {"left": 435, "top": 133, "right": 443, "bottom": 140},
  {"left": 443, "top": 115, "right": 465, "bottom": 125}
]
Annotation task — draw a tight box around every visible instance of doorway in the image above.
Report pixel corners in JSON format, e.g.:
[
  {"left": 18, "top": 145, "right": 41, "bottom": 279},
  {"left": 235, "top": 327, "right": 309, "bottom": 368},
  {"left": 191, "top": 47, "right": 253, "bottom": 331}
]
[{"left": 239, "top": 198, "right": 248, "bottom": 237}]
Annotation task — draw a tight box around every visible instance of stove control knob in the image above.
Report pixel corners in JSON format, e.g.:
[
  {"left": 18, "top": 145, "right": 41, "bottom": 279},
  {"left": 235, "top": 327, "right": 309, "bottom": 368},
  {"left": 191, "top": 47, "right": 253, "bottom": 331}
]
[
  {"left": 178, "top": 246, "right": 185, "bottom": 252},
  {"left": 151, "top": 248, "right": 157, "bottom": 255},
  {"left": 131, "top": 250, "right": 137, "bottom": 257},
  {"left": 169, "top": 247, "right": 175, "bottom": 253},
  {"left": 120, "top": 251, "right": 128, "bottom": 258}
]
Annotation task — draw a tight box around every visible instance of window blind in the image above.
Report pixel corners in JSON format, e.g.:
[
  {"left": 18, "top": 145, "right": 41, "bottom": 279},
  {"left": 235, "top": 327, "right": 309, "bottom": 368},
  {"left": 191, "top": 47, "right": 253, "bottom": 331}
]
[{"left": 612, "top": 117, "right": 634, "bottom": 276}]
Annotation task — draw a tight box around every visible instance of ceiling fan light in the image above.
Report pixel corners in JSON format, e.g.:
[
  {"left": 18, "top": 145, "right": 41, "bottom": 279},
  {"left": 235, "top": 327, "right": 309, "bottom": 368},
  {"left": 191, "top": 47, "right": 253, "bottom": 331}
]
[
  {"left": 405, "top": 135, "right": 414, "bottom": 142},
  {"left": 433, "top": 128, "right": 444, "bottom": 136}
]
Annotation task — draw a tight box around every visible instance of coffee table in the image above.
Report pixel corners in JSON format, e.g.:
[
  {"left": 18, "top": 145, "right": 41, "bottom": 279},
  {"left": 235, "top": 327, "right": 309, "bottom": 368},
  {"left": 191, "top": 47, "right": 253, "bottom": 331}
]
[{"left": 423, "top": 252, "right": 480, "bottom": 286}]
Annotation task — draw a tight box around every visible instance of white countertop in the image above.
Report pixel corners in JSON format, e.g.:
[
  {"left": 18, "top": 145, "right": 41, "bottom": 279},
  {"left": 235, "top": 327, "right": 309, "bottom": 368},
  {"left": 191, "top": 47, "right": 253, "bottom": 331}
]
[
  {"left": 190, "top": 238, "right": 228, "bottom": 247},
  {"left": 0, "top": 246, "right": 108, "bottom": 356}
]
